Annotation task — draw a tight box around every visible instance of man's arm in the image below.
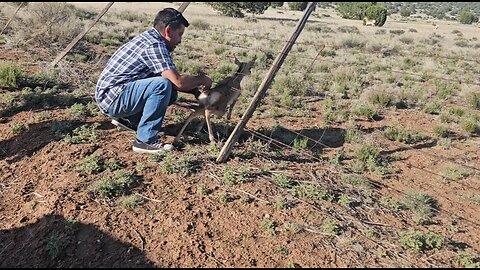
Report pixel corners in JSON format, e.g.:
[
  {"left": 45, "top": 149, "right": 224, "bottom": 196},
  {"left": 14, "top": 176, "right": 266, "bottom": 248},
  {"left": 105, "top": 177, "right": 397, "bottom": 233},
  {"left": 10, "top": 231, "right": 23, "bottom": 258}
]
[{"left": 161, "top": 69, "right": 212, "bottom": 94}]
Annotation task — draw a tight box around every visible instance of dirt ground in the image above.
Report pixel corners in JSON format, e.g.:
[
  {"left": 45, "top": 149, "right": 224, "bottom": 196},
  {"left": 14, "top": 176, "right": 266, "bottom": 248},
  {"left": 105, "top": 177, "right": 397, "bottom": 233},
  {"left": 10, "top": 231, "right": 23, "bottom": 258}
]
[{"left": 1, "top": 4, "right": 480, "bottom": 268}]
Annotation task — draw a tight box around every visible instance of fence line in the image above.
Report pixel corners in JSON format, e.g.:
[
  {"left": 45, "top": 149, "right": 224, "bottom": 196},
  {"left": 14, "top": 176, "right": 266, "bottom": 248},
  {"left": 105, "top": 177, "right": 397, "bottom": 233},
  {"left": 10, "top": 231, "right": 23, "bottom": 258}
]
[
  {"left": 218, "top": 29, "right": 480, "bottom": 64},
  {"left": 190, "top": 36, "right": 480, "bottom": 87},
  {"left": 238, "top": 124, "right": 480, "bottom": 228}
]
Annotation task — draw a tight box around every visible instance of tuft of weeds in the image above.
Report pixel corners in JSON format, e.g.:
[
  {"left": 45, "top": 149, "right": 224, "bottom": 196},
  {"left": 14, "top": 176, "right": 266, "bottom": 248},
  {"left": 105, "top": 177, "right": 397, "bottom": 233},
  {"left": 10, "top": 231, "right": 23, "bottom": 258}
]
[
  {"left": 89, "top": 170, "right": 140, "bottom": 199},
  {"left": 78, "top": 154, "right": 104, "bottom": 175},
  {"left": 119, "top": 194, "right": 145, "bottom": 210},
  {"left": 337, "top": 194, "right": 351, "bottom": 207},
  {"left": 462, "top": 194, "right": 480, "bottom": 204},
  {"left": 160, "top": 151, "right": 197, "bottom": 177},
  {"left": 433, "top": 125, "right": 449, "bottom": 138},
  {"left": 402, "top": 191, "right": 437, "bottom": 222},
  {"left": 367, "top": 91, "right": 395, "bottom": 107},
  {"left": 460, "top": 115, "right": 479, "bottom": 134},
  {"left": 352, "top": 104, "right": 379, "bottom": 120},
  {"left": 196, "top": 183, "right": 209, "bottom": 196},
  {"left": 380, "top": 196, "right": 404, "bottom": 211},
  {"left": 457, "top": 252, "right": 480, "bottom": 268},
  {"left": 290, "top": 184, "right": 335, "bottom": 202},
  {"left": 274, "top": 196, "right": 288, "bottom": 210},
  {"left": 354, "top": 143, "right": 392, "bottom": 177},
  {"left": 283, "top": 222, "right": 303, "bottom": 235},
  {"left": 260, "top": 218, "right": 277, "bottom": 236},
  {"left": 64, "top": 123, "right": 100, "bottom": 144},
  {"left": 322, "top": 218, "right": 341, "bottom": 235},
  {"left": 423, "top": 102, "right": 442, "bottom": 115},
  {"left": 292, "top": 137, "right": 308, "bottom": 150},
  {"left": 0, "top": 61, "right": 23, "bottom": 88},
  {"left": 466, "top": 91, "right": 480, "bottom": 109},
  {"left": 442, "top": 164, "right": 473, "bottom": 181},
  {"left": 106, "top": 158, "right": 121, "bottom": 171},
  {"left": 218, "top": 192, "right": 231, "bottom": 204},
  {"left": 273, "top": 174, "right": 296, "bottom": 189},
  {"left": 340, "top": 174, "right": 373, "bottom": 189},
  {"left": 383, "top": 126, "right": 426, "bottom": 144},
  {"left": 399, "top": 229, "right": 444, "bottom": 252},
  {"left": 276, "top": 246, "right": 289, "bottom": 256},
  {"left": 11, "top": 123, "right": 27, "bottom": 135},
  {"left": 49, "top": 121, "right": 74, "bottom": 137},
  {"left": 45, "top": 231, "right": 70, "bottom": 260},
  {"left": 222, "top": 164, "right": 250, "bottom": 185}
]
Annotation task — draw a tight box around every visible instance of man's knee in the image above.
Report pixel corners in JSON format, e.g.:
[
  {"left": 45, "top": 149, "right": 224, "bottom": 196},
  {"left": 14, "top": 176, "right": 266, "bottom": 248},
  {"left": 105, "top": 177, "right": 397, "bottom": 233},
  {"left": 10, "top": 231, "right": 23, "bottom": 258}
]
[{"left": 151, "top": 77, "right": 172, "bottom": 94}]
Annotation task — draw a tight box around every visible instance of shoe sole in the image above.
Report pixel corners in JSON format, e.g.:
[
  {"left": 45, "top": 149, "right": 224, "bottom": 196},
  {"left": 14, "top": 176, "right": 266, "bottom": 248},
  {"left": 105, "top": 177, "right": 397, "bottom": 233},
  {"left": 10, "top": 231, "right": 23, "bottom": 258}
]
[
  {"left": 132, "top": 146, "right": 174, "bottom": 154},
  {"left": 111, "top": 119, "right": 135, "bottom": 132}
]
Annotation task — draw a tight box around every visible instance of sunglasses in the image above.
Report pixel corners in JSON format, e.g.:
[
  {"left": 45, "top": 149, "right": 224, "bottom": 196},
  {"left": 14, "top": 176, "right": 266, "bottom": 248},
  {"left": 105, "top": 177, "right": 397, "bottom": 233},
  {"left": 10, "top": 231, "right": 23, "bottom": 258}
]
[{"left": 165, "top": 10, "right": 189, "bottom": 27}]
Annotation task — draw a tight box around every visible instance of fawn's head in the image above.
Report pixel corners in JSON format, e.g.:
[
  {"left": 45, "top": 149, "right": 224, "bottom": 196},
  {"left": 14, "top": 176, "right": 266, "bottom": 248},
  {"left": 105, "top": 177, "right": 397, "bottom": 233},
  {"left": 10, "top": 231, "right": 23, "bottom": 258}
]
[{"left": 234, "top": 56, "right": 255, "bottom": 76}]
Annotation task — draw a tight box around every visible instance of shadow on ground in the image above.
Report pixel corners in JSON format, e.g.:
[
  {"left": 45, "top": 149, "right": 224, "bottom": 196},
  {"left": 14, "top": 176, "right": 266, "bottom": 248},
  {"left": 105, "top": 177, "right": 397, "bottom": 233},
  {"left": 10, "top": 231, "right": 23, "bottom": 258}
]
[{"left": 0, "top": 214, "right": 155, "bottom": 267}]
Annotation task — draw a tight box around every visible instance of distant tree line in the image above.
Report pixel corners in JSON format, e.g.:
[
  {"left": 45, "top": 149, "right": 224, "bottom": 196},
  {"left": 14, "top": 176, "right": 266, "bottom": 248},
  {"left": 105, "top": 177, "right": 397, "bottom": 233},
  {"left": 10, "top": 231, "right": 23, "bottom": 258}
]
[{"left": 206, "top": 2, "right": 479, "bottom": 24}]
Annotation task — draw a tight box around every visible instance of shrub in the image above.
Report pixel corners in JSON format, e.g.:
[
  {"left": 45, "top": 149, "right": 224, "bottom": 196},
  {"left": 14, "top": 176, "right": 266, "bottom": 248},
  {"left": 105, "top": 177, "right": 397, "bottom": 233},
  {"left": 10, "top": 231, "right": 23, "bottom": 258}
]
[
  {"left": 0, "top": 62, "right": 23, "bottom": 88},
  {"left": 399, "top": 229, "right": 444, "bottom": 251},
  {"left": 458, "top": 11, "right": 479, "bottom": 24},
  {"left": 13, "top": 3, "right": 84, "bottom": 48},
  {"left": 365, "top": 4, "right": 387, "bottom": 26},
  {"left": 288, "top": 2, "right": 307, "bottom": 11},
  {"left": 208, "top": 2, "right": 270, "bottom": 18}
]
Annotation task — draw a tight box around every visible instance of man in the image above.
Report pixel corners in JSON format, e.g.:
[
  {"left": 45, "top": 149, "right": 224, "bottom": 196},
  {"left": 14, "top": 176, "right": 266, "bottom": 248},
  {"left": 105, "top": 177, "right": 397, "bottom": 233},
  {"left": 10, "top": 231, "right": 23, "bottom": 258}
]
[{"left": 95, "top": 8, "right": 212, "bottom": 154}]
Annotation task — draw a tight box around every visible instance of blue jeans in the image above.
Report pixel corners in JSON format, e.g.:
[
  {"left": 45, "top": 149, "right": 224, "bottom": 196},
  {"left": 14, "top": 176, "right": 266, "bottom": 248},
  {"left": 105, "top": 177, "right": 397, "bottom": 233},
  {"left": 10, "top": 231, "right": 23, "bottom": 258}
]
[{"left": 107, "top": 77, "right": 177, "bottom": 144}]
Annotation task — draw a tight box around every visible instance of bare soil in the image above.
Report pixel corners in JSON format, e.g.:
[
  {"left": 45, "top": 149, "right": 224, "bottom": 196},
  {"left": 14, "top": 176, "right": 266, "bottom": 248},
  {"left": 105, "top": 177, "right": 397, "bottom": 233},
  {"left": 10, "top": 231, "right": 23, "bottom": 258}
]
[{"left": 1, "top": 30, "right": 480, "bottom": 269}]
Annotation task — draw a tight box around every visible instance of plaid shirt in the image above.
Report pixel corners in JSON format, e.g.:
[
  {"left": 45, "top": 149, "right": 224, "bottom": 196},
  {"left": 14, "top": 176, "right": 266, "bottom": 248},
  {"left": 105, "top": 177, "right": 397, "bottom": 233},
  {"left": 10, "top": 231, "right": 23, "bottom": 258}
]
[{"left": 95, "top": 27, "right": 175, "bottom": 114}]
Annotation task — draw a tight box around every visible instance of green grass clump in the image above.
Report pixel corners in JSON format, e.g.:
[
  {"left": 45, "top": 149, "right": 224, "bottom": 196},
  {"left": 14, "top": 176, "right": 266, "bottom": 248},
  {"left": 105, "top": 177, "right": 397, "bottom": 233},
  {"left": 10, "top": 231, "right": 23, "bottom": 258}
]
[
  {"left": 399, "top": 229, "right": 444, "bottom": 252},
  {"left": 89, "top": 170, "right": 139, "bottom": 199}
]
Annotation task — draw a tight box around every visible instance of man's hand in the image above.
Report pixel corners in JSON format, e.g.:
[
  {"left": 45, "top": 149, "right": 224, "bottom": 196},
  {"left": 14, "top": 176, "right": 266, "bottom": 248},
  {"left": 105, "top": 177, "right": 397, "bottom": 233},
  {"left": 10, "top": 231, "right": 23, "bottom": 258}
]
[
  {"left": 192, "top": 87, "right": 202, "bottom": 99},
  {"left": 199, "top": 73, "right": 212, "bottom": 90}
]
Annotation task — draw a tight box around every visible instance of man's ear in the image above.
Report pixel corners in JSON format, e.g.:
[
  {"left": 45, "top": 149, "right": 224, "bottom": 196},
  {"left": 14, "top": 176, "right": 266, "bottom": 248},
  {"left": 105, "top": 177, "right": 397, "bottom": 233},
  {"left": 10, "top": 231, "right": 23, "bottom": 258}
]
[{"left": 164, "top": 25, "right": 173, "bottom": 39}]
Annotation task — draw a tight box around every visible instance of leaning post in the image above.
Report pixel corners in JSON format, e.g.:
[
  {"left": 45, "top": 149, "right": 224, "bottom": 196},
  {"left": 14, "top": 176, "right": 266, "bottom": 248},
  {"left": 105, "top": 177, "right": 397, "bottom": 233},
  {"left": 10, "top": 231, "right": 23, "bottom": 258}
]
[
  {"left": 49, "top": 2, "right": 115, "bottom": 68},
  {"left": 216, "top": 2, "right": 317, "bottom": 163}
]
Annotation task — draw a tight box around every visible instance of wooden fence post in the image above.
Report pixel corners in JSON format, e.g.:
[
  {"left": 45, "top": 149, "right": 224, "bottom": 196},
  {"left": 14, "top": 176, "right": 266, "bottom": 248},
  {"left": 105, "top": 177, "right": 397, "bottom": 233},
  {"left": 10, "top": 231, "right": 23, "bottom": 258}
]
[
  {"left": 216, "top": 2, "right": 317, "bottom": 163},
  {"left": 0, "top": 2, "right": 25, "bottom": 35},
  {"left": 49, "top": 2, "right": 115, "bottom": 68}
]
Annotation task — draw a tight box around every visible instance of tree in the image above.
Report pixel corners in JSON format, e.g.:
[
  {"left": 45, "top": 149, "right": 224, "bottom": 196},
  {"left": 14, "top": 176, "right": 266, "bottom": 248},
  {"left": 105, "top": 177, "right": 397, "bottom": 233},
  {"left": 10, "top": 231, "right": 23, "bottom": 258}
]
[
  {"left": 400, "top": 7, "right": 411, "bottom": 17},
  {"left": 458, "top": 11, "right": 479, "bottom": 24},
  {"left": 208, "top": 2, "right": 271, "bottom": 18},
  {"left": 336, "top": 2, "right": 373, "bottom": 20},
  {"left": 365, "top": 4, "right": 387, "bottom": 26},
  {"left": 270, "top": 2, "right": 284, "bottom": 8},
  {"left": 336, "top": 2, "right": 387, "bottom": 27},
  {"left": 288, "top": 2, "right": 308, "bottom": 11}
]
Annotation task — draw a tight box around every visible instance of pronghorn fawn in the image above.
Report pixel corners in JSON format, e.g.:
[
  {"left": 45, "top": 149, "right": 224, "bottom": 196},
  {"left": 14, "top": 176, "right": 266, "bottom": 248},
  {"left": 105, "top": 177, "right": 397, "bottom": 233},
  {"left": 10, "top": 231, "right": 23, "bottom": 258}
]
[{"left": 174, "top": 57, "right": 255, "bottom": 144}]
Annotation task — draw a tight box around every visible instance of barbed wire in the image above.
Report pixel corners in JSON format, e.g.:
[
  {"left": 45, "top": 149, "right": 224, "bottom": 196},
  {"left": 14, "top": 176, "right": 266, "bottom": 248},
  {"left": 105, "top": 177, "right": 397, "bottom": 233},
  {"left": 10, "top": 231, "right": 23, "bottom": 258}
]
[
  {"left": 189, "top": 35, "right": 480, "bottom": 87},
  {"left": 238, "top": 124, "right": 480, "bottom": 229},
  {"left": 218, "top": 29, "right": 480, "bottom": 64}
]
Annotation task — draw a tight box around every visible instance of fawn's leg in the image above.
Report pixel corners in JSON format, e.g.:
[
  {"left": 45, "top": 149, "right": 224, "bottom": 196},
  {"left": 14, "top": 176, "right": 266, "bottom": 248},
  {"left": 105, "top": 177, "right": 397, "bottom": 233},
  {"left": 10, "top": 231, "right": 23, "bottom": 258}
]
[
  {"left": 195, "top": 119, "right": 205, "bottom": 133},
  {"left": 226, "top": 100, "right": 237, "bottom": 120},
  {"left": 174, "top": 108, "right": 204, "bottom": 144},
  {"left": 205, "top": 109, "right": 215, "bottom": 143}
]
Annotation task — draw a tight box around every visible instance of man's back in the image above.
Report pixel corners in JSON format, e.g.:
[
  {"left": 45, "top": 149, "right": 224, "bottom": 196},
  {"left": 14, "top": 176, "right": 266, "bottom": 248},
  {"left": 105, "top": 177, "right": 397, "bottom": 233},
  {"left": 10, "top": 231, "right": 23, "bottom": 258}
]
[{"left": 95, "top": 28, "right": 175, "bottom": 114}]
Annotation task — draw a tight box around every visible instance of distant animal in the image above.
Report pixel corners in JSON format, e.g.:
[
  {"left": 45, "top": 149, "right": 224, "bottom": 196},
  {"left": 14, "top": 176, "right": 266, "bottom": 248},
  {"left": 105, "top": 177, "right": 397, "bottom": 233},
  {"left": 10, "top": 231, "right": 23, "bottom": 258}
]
[
  {"left": 432, "top": 22, "right": 438, "bottom": 30},
  {"left": 364, "top": 17, "right": 376, "bottom": 26},
  {"left": 174, "top": 57, "right": 255, "bottom": 144}
]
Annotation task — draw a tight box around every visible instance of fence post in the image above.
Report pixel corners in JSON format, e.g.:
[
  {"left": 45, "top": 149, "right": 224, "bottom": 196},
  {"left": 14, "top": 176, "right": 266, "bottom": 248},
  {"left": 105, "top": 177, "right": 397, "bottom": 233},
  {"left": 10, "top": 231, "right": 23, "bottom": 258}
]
[
  {"left": 0, "top": 2, "right": 25, "bottom": 35},
  {"left": 216, "top": 2, "right": 317, "bottom": 163},
  {"left": 49, "top": 2, "right": 115, "bottom": 68}
]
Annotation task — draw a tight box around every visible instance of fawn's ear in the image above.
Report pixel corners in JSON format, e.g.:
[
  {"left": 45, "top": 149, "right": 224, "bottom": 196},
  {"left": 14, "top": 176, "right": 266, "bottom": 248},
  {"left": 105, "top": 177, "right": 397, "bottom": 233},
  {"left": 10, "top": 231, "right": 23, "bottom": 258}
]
[{"left": 234, "top": 55, "right": 240, "bottom": 66}]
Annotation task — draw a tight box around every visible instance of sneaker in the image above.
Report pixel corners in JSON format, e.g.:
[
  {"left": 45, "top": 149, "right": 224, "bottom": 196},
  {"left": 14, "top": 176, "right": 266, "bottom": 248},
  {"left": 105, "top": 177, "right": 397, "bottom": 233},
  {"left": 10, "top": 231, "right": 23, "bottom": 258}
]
[
  {"left": 132, "top": 139, "right": 174, "bottom": 154},
  {"left": 111, "top": 118, "right": 137, "bottom": 132}
]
